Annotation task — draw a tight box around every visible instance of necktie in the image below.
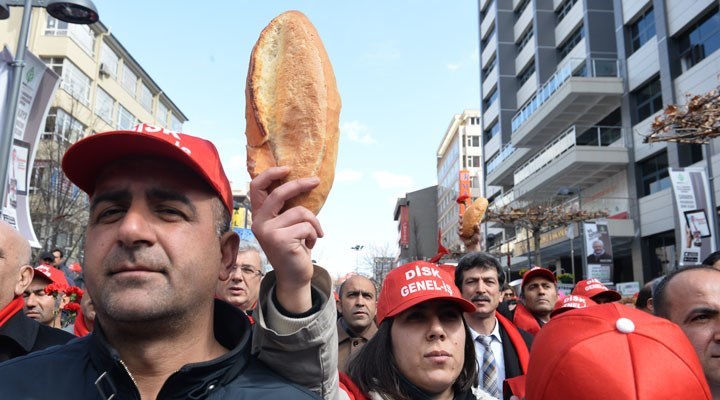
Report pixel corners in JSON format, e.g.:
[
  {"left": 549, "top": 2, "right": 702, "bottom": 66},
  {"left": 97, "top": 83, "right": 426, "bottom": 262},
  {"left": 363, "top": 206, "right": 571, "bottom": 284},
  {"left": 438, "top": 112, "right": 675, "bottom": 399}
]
[{"left": 479, "top": 336, "right": 501, "bottom": 399}]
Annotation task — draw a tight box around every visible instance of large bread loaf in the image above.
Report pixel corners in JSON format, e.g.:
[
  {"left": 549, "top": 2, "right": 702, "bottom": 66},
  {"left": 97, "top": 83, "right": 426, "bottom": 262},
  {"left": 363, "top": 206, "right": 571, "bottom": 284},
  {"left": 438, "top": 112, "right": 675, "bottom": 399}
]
[{"left": 245, "top": 10, "right": 341, "bottom": 215}]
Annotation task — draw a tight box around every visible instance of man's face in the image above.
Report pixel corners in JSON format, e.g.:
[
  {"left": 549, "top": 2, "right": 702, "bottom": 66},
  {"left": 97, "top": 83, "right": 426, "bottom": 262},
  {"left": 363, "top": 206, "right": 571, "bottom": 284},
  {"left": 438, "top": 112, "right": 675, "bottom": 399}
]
[
  {"left": 664, "top": 269, "right": 720, "bottom": 388},
  {"left": 84, "top": 158, "right": 235, "bottom": 325},
  {"left": 593, "top": 242, "right": 604, "bottom": 255},
  {"left": 23, "top": 277, "right": 66, "bottom": 326},
  {"left": 216, "top": 250, "right": 263, "bottom": 311},
  {"left": 502, "top": 289, "right": 516, "bottom": 301},
  {"left": 337, "top": 276, "right": 377, "bottom": 333},
  {"left": 52, "top": 251, "right": 63, "bottom": 267},
  {"left": 523, "top": 277, "right": 558, "bottom": 317},
  {"left": 460, "top": 266, "right": 501, "bottom": 319},
  {"left": 0, "top": 222, "right": 28, "bottom": 307}
]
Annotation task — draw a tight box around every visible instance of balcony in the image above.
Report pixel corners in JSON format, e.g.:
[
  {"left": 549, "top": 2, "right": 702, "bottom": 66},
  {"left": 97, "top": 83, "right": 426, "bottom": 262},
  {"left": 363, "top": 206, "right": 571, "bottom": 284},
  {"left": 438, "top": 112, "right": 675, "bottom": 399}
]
[
  {"left": 486, "top": 143, "right": 531, "bottom": 186},
  {"left": 511, "top": 58, "right": 624, "bottom": 148},
  {"left": 512, "top": 125, "right": 629, "bottom": 200}
]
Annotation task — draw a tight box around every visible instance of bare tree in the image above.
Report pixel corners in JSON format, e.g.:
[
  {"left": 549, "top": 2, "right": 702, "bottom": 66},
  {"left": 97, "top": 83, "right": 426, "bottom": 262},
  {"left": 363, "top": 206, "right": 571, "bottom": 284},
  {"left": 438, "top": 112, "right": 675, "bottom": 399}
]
[
  {"left": 484, "top": 200, "right": 609, "bottom": 266},
  {"left": 29, "top": 94, "right": 96, "bottom": 262},
  {"left": 358, "top": 242, "right": 397, "bottom": 284},
  {"left": 646, "top": 85, "right": 720, "bottom": 144}
]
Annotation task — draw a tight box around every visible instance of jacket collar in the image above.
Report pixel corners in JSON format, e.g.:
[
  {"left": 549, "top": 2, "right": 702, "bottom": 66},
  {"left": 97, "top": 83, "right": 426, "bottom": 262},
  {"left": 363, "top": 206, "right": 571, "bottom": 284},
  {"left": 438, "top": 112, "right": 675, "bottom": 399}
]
[
  {"left": 89, "top": 300, "right": 253, "bottom": 399},
  {"left": 337, "top": 317, "right": 378, "bottom": 343},
  {"left": 0, "top": 311, "right": 40, "bottom": 353}
]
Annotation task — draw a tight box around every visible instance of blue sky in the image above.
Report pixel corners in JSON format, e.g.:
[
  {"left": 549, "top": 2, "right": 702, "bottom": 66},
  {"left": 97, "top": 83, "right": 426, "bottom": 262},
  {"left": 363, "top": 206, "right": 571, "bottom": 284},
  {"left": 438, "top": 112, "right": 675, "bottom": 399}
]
[{"left": 92, "top": 0, "right": 480, "bottom": 278}]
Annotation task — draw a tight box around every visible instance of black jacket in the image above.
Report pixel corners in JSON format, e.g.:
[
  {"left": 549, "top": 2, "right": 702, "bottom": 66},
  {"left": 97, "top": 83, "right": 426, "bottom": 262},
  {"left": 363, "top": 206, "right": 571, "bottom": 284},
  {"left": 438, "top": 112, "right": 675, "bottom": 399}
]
[
  {"left": 0, "top": 300, "right": 319, "bottom": 399},
  {"left": 499, "top": 323, "right": 533, "bottom": 380},
  {"left": 0, "top": 309, "right": 74, "bottom": 362}
]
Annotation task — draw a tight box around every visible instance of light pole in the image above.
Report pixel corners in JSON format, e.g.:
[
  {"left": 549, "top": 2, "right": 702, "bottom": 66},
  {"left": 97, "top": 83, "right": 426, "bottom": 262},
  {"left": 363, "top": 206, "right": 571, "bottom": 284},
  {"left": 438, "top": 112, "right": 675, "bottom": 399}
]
[
  {"left": 0, "top": 0, "right": 98, "bottom": 210},
  {"left": 350, "top": 244, "right": 364, "bottom": 273}
]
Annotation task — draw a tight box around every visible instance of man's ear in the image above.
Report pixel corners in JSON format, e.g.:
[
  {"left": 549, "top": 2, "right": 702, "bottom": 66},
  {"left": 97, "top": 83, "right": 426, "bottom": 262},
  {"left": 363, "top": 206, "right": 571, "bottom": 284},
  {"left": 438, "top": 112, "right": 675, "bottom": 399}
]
[
  {"left": 219, "top": 231, "right": 240, "bottom": 281},
  {"left": 647, "top": 297, "right": 654, "bottom": 313},
  {"left": 14, "top": 265, "right": 33, "bottom": 297}
]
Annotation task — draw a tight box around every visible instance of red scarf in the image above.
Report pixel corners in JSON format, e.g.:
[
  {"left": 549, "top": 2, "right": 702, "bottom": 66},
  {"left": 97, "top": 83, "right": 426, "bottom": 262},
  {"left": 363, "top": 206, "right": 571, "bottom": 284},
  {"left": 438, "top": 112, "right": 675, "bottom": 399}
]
[
  {"left": 0, "top": 296, "right": 24, "bottom": 328},
  {"left": 73, "top": 307, "right": 92, "bottom": 337},
  {"left": 512, "top": 303, "right": 542, "bottom": 336}
]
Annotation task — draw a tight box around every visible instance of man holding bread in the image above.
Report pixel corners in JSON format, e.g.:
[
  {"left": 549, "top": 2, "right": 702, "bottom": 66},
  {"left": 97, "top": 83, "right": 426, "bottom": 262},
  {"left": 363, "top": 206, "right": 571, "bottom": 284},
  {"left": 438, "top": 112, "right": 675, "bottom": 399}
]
[{"left": 0, "top": 124, "right": 338, "bottom": 399}]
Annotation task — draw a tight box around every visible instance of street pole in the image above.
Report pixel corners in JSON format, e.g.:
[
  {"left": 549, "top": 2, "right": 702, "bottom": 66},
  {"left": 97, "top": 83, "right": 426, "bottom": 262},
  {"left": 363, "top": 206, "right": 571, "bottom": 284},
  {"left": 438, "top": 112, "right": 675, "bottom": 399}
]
[
  {"left": 704, "top": 142, "right": 720, "bottom": 251},
  {"left": 0, "top": 0, "right": 33, "bottom": 208}
]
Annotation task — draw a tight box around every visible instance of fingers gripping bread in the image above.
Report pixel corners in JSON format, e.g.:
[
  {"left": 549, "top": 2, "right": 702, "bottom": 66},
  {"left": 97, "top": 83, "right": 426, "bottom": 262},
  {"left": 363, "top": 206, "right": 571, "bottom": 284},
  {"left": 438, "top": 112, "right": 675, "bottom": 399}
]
[
  {"left": 245, "top": 10, "right": 341, "bottom": 215},
  {"left": 460, "top": 197, "right": 489, "bottom": 238}
]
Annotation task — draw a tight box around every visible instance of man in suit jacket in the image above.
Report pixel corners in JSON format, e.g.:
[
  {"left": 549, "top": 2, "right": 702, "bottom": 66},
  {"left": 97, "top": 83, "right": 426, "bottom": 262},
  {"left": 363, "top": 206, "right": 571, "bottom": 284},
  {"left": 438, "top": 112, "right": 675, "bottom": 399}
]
[{"left": 455, "top": 252, "right": 533, "bottom": 400}]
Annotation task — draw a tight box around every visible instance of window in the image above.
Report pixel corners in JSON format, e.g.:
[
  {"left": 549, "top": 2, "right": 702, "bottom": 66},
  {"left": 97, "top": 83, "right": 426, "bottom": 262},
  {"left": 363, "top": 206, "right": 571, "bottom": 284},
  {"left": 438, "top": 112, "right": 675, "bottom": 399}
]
[
  {"left": 482, "top": 55, "right": 497, "bottom": 77},
  {"left": 634, "top": 77, "right": 662, "bottom": 122},
  {"left": 517, "top": 62, "right": 536, "bottom": 86},
  {"left": 43, "top": 108, "right": 85, "bottom": 144},
  {"left": 94, "top": 87, "right": 115, "bottom": 124},
  {"left": 465, "top": 156, "right": 481, "bottom": 168},
  {"left": 483, "top": 88, "right": 499, "bottom": 109},
  {"left": 556, "top": 0, "right": 578, "bottom": 22},
  {"left": 100, "top": 42, "right": 119, "bottom": 78},
  {"left": 170, "top": 114, "right": 183, "bottom": 132},
  {"left": 46, "top": 59, "right": 91, "bottom": 105},
  {"left": 558, "top": 26, "right": 585, "bottom": 59},
  {"left": 639, "top": 151, "right": 670, "bottom": 196},
  {"left": 515, "top": 0, "right": 530, "bottom": 15},
  {"left": 140, "top": 83, "right": 153, "bottom": 111},
  {"left": 121, "top": 64, "right": 138, "bottom": 96},
  {"left": 466, "top": 135, "right": 481, "bottom": 147},
  {"left": 157, "top": 102, "right": 169, "bottom": 127},
  {"left": 45, "top": 16, "right": 95, "bottom": 55},
  {"left": 481, "top": 26, "right": 496, "bottom": 49},
  {"left": 678, "top": 8, "right": 720, "bottom": 70},
  {"left": 629, "top": 8, "right": 656, "bottom": 53},
  {"left": 484, "top": 121, "right": 500, "bottom": 142},
  {"left": 118, "top": 106, "right": 136, "bottom": 130},
  {"left": 517, "top": 29, "right": 534, "bottom": 52}
]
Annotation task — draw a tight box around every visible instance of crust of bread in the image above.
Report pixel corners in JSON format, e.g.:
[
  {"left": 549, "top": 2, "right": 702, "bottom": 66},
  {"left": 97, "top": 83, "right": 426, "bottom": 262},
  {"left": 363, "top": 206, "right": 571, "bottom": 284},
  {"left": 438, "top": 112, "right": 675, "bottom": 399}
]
[
  {"left": 460, "top": 197, "right": 489, "bottom": 238},
  {"left": 245, "top": 10, "right": 341, "bottom": 215}
]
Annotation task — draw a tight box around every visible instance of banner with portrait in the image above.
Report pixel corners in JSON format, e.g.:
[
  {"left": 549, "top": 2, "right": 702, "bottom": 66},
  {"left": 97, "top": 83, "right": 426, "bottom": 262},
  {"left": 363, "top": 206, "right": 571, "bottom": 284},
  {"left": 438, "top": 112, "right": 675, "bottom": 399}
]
[
  {"left": 670, "top": 168, "right": 717, "bottom": 266},
  {"left": 583, "top": 219, "right": 613, "bottom": 284},
  {"left": 1, "top": 48, "right": 60, "bottom": 246}
]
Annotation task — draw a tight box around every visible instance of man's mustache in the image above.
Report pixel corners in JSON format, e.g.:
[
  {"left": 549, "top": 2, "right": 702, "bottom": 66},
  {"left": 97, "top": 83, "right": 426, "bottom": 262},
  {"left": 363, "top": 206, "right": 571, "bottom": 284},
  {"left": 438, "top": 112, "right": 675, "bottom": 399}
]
[{"left": 471, "top": 294, "right": 491, "bottom": 302}]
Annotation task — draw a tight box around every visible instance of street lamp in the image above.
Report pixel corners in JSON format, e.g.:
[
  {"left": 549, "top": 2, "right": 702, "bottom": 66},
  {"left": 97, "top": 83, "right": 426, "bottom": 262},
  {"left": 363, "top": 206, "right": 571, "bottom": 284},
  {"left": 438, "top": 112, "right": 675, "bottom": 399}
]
[{"left": 0, "top": 0, "right": 98, "bottom": 213}]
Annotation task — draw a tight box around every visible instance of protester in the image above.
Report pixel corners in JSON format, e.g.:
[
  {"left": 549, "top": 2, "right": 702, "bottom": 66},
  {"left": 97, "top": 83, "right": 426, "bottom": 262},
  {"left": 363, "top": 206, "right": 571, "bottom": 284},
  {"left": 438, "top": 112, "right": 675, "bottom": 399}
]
[
  {"left": 342, "top": 261, "right": 487, "bottom": 399},
  {"left": 571, "top": 278, "right": 621, "bottom": 303},
  {"left": 215, "top": 237, "right": 268, "bottom": 315},
  {"left": 72, "top": 289, "right": 95, "bottom": 337},
  {"left": 0, "top": 221, "right": 74, "bottom": 362},
  {"left": 0, "top": 124, "right": 337, "bottom": 399},
  {"left": 336, "top": 274, "right": 378, "bottom": 373},
  {"left": 524, "top": 303, "right": 711, "bottom": 399},
  {"left": 38, "top": 249, "right": 75, "bottom": 286},
  {"left": 634, "top": 285, "right": 653, "bottom": 313},
  {"left": 500, "top": 283, "right": 518, "bottom": 312},
  {"left": 455, "top": 252, "right": 532, "bottom": 399},
  {"left": 500, "top": 267, "right": 558, "bottom": 336},
  {"left": 22, "top": 265, "right": 70, "bottom": 329},
  {"left": 653, "top": 265, "right": 720, "bottom": 399}
]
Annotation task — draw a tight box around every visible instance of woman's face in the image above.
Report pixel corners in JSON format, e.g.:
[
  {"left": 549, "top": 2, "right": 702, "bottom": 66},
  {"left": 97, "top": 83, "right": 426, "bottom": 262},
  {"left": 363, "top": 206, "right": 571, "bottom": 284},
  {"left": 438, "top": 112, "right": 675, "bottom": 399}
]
[{"left": 391, "top": 299, "right": 466, "bottom": 398}]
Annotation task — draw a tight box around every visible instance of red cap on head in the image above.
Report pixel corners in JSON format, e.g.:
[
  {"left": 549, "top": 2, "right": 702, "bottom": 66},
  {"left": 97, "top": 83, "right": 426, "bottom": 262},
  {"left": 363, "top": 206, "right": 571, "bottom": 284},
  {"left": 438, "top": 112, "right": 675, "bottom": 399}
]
[
  {"left": 376, "top": 261, "right": 475, "bottom": 325},
  {"left": 61, "top": 124, "right": 233, "bottom": 214},
  {"left": 550, "top": 294, "right": 597, "bottom": 318},
  {"left": 521, "top": 266, "right": 556, "bottom": 289},
  {"left": 572, "top": 278, "right": 622, "bottom": 303},
  {"left": 33, "top": 265, "right": 69, "bottom": 288},
  {"left": 526, "top": 303, "right": 712, "bottom": 400}
]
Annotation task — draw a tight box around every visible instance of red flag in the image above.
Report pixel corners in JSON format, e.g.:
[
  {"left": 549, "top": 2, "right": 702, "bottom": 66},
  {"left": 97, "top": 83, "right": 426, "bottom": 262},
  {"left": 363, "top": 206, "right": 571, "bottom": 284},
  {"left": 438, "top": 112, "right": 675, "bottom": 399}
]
[{"left": 429, "top": 229, "right": 450, "bottom": 263}]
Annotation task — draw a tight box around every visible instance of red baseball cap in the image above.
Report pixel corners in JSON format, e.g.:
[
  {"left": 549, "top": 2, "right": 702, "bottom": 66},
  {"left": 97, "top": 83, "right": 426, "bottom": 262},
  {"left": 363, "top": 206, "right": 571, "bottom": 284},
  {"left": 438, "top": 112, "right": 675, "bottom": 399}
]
[
  {"left": 61, "top": 123, "right": 233, "bottom": 213},
  {"left": 521, "top": 266, "right": 556, "bottom": 289},
  {"left": 572, "top": 278, "right": 622, "bottom": 303},
  {"left": 376, "top": 261, "right": 475, "bottom": 325},
  {"left": 526, "top": 303, "right": 712, "bottom": 399},
  {"left": 550, "top": 294, "right": 597, "bottom": 318},
  {"left": 33, "top": 265, "right": 69, "bottom": 288}
]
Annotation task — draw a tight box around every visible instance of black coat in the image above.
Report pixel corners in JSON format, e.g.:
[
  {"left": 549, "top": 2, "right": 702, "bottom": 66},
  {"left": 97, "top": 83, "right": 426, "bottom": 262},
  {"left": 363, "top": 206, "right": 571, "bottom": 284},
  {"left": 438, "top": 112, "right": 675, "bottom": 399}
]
[
  {"left": 0, "top": 300, "right": 319, "bottom": 399},
  {"left": 0, "top": 310, "right": 75, "bottom": 363}
]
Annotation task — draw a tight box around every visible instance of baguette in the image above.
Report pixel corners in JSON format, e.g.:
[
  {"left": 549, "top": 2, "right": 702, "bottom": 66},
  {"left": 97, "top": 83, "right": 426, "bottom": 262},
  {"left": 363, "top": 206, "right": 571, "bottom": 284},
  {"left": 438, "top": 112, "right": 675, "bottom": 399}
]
[
  {"left": 460, "top": 197, "right": 489, "bottom": 238},
  {"left": 245, "top": 10, "right": 341, "bottom": 215}
]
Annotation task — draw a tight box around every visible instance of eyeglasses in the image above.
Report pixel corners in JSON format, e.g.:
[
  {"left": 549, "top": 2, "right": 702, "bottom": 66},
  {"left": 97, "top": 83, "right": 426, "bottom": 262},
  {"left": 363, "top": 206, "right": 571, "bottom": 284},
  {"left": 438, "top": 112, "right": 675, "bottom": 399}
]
[{"left": 232, "top": 265, "right": 263, "bottom": 278}]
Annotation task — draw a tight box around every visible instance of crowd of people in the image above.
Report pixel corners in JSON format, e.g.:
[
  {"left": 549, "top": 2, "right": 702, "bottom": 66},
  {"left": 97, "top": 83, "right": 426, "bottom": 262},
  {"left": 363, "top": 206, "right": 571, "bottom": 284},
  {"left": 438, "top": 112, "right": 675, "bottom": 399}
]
[{"left": 0, "top": 123, "right": 718, "bottom": 399}]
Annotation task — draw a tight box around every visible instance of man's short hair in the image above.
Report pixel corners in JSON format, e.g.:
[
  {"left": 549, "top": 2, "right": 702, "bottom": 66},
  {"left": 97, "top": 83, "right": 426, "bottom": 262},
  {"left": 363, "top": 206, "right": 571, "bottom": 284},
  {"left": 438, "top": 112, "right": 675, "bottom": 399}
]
[
  {"left": 455, "top": 252, "right": 505, "bottom": 289},
  {"left": 337, "top": 275, "right": 377, "bottom": 298},
  {"left": 653, "top": 265, "right": 719, "bottom": 318},
  {"left": 702, "top": 250, "right": 720, "bottom": 267},
  {"left": 237, "top": 236, "right": 270, "bottom": 273},
  {"left": 51, "top": 248, "right": 63, "bottom": 258}
]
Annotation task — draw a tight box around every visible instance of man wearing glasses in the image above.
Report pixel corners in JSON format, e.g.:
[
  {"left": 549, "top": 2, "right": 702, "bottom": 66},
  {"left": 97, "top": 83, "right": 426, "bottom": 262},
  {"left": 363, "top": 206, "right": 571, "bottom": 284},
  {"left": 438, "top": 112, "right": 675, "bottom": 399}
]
[{"left": 216, "top": 238, "right": 267, "bottom": 315}]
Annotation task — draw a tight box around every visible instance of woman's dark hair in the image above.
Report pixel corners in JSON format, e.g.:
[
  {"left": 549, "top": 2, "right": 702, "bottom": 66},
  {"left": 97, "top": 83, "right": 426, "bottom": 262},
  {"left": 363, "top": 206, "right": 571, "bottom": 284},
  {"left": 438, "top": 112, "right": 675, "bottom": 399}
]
[{"left": 347, "top": 315, "right": 478, "bottom": 398}]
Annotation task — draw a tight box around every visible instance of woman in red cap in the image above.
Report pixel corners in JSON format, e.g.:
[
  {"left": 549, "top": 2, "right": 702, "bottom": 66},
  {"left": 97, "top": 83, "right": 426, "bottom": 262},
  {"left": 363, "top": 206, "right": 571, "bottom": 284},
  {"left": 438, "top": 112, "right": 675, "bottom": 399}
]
[{"left": 342, "top": 261, "right": 490, "bottom": 400}]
